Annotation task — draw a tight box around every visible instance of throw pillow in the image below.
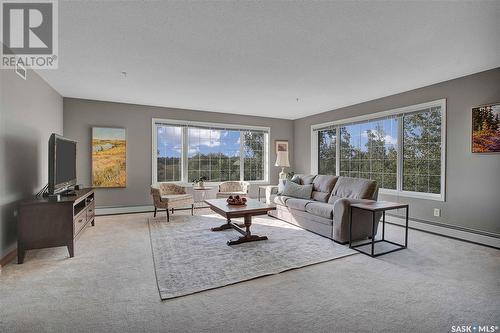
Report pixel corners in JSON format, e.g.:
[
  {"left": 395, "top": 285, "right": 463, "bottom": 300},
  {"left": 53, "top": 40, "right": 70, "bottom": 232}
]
[
  {"left": 281, "top": 180, "right": 313, "bottom": 199},
  {"left": 290, "top": 174, "right": 302, "bottom": 184}
]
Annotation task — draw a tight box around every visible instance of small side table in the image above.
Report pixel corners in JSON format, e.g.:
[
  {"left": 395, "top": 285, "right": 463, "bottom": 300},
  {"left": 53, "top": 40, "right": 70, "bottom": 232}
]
[
  {"left": 192, "top": 186, "right": 215, "bottom": 209},
  {"left": 349, "top": 201, "right": 409, "bottom": 257},
  {"left": 258, "top": 185, "right": 279, "bottom": 203}
]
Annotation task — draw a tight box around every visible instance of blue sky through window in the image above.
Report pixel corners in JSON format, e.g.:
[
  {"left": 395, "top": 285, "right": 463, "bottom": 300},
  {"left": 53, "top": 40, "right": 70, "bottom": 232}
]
[
  {"left": 157, "top": 126, "right": 241, "bottom": 157},
  {"left": 342, "top": 118, "right": 398, "bottom": 152}
]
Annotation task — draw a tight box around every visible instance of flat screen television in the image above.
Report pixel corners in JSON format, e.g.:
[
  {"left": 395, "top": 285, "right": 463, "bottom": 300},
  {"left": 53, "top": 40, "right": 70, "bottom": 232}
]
[{"left": 48, "top": 133, "right": 77, "bottom": 194}]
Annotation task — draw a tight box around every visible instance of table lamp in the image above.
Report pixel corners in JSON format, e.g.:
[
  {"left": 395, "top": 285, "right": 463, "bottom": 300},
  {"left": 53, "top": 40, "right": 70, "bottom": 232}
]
[{"left": 275, "top": 151, "right": 290, "bottom": 180}]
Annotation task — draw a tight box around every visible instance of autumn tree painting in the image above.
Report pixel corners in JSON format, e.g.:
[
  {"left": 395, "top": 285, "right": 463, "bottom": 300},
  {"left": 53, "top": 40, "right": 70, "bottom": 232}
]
[{"left": 472, "top": 103, "right": 500, "bottom": 153}]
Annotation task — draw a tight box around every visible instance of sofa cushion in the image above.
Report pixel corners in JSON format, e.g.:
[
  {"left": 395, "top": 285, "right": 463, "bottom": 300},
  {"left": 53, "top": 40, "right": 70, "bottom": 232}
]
[
  {"left": 311, "top": 175, "right": 338, "bottom": 202},
  {"left": 328, "top": 177, "right": 377, "bottom": 203},
  {"left": 274, "top": 195, "right": 292, "bottom": 206},
  {"left": 285, "top": 198, "right": 313, "bottom": 212},
  {"left": 281, "top": 180, "right": 313, "bottom": 199},
  {"left": 311, "top": 191, "right": 330, "bottom": 202},
  {"left": 291, "top": 174, "right": 316, "bottom": 185},
  {"left": 305, "top": 201, "right": 334, "bottom": 219},
  {"left": 313, "top": 175, "right": 338, "bottom": 193}
]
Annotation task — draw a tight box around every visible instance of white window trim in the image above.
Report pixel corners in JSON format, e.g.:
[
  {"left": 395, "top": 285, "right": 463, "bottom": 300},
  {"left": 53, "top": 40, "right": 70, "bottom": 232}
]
[
  {"left": 311, "top": 99, "right": 446, "bottom": 201},
  {"left": 152, "top": 118, "right": 270, "bottom": 185}
]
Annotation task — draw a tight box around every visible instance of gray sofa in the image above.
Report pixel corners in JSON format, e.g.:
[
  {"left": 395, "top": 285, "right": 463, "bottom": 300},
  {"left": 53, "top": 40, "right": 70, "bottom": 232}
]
[{"left": 268, "top": 174, "right": 381, "bottom": 244}]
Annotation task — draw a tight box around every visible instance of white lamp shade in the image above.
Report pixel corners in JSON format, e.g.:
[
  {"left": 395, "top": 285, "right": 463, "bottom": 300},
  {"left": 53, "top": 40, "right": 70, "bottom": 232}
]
[{"left": 275, "top": 151, "right": 290, "bottom": 167}]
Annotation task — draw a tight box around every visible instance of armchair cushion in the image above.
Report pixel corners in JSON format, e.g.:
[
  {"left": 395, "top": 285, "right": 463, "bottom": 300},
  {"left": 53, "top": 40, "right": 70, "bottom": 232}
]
[
  {"left": 161, "top": 194, "right": 193, "bottom": 202},
  {"left": 216, "top": 191, "right": 247, "bottom": 198},
  {"left": 218, "top": 181, "right": 249, "bottom": 193}
]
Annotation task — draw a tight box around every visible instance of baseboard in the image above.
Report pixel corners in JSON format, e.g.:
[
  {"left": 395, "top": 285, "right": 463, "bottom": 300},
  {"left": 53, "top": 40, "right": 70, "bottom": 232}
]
[
  {"left": 95, "top": 205, "right": 155, "bottom": 216},
  {"left": 0, "top": 248, "right": 17, "bottom": 270},
  {"left": 385, "top": 214, "right": 500, "bottom": 249}
]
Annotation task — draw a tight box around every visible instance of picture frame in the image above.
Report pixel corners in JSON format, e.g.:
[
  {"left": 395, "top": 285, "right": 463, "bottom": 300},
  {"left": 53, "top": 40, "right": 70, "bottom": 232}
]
[
  {"left": 275, "top": 140, "right": 289, "bottom": 153},
  {"left": 471, "top": 102, "right": 500, "bottom": 153},
  {"left": 91, "top": 127, "right": 127, "bottom": 187}
]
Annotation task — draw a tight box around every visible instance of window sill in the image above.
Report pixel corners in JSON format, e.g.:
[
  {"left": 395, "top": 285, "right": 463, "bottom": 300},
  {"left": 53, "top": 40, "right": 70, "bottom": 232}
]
[{"left": 379, "top": 188, "right": 444, "bottom": 202}]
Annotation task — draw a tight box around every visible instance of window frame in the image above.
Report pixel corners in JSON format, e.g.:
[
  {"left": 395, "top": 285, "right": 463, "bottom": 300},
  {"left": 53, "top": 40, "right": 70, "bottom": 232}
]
[
  {"left": 311, "top": 99, "right": 446, "bottom": 201},
  {"left": 152, "top": 118, "right": 270, "bottom": 185}
]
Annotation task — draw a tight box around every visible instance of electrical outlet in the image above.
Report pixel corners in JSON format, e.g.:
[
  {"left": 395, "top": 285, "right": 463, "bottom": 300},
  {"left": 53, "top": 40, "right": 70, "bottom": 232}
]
[{"left": 433, "top": 208, "right": 440, "bottom": 217}]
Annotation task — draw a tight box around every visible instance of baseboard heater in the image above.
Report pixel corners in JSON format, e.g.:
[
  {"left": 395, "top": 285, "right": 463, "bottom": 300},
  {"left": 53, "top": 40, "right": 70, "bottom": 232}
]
[{"left": 385, "top": 213, "right": 500, "bottom": 249}]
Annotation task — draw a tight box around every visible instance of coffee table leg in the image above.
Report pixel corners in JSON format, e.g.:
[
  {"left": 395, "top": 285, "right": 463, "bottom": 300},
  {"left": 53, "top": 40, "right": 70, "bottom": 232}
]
[
  {"left": 211, "top": 218, "right": 233, "bottom": 231},
  {"left": 227, "top": 214, "right": 268, "bottom": 246}
]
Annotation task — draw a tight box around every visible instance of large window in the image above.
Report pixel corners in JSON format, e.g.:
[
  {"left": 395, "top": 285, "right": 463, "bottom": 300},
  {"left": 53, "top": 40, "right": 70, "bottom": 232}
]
[
  {"left": 318, "top": 129, "right": 336, "bottom": 175},
  {"left": 312, "top": 100, "right": 445, "bottom": 200},
  {"left": 153, "top": 119, "right": 269, "bottom": 183},
  {"left": 156, "top": 125, "right": 182, "bottom": 182},
  {"left": 402, "top": 107, "right": 442, "bottom": 194},
  {"left": 338, "top": 118, "right": 398, "bottom": 190}
]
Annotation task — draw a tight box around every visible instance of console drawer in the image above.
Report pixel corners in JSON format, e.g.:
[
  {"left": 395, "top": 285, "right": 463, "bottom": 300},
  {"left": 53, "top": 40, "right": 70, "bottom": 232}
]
[
  {"left": 74, "top": 210, "right": 87, "bottom": 236},
  {"left": 86, "top": 202, "right": 95, "bottom": 221}
]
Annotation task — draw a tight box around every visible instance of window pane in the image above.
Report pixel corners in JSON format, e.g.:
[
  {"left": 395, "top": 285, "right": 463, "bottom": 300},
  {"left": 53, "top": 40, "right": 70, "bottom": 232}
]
[
  {"left": 318, "top": 129, "right": 336, "bottom": 175},
  {"left": 156, "top": 125, "right": 182, "bottom": 182},
  {"left": 402, "top": 107, "right": 442, "bottom": 194},
  {"left": 338, "top": 118, "right": 398, "bottom": 189},
  {"left": 188, "top": 128, "right": 241, "bottom": 182},
  {"left": 243, "top": 131, "right": 265, "bottom": 181}
]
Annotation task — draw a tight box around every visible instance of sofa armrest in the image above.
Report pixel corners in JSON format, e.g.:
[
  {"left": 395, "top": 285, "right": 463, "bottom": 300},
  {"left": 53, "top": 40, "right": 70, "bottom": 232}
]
[
  {"left": 333, "top": 197, "right": 373, "bottom": 223},
  {"left": 332, "top": 198, "right": 379, "bottom": 243}
]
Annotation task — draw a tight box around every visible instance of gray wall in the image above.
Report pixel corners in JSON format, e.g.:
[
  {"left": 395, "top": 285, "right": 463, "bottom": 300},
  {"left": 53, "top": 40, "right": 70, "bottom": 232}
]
[
  {"left": 0, "top": 69, "right": 63, "bottom": 259},
  {"left": 63, "top": 98, "right": 294, "bottom": 207},
  {"left": 293, "top": 67, "right": 500, "bottom": 235}
]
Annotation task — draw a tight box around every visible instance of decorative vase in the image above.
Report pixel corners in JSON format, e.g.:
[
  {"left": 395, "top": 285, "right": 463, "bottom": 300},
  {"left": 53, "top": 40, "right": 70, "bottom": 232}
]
[{"left": 198, "top": 181, "right": 204, "bottom": 188}]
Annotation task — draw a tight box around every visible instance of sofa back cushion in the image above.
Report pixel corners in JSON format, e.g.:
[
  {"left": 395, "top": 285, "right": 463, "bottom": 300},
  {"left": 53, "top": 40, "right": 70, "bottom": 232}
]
[
  {"left": 290, "top": 174, "right": 316, "bottom": 185},
  {"left": 281, "top": 180, "right": 313, "bottom": 200},
  {"left": 311, "top": 175, "right": 338, "bottom": 202},
  {"left": 327, "top": 177, "right": 377, "bottom": 203}
]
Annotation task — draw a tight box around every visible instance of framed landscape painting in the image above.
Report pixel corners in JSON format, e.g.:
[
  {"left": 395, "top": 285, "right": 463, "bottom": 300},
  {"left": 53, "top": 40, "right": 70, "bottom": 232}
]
[
  {"left": 275, "top": 140, "right": 289, "bottom": 153},
  {"left": 92, "top": 127, "right": 127, "bottom": 187},
  {"left": 472, "top": 103, "right": 500, "bottom": 153}
]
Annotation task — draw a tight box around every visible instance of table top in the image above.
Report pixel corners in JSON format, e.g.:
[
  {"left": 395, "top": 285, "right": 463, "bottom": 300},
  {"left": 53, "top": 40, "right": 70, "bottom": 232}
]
[
  {"left": 204, "top": 198, "right": 276, "bottom": 215},
  {"left": 258, "top": 185, "right": 279, "bottom": 189},
  {"left": 350, "top": 201, "right": 408, "bottom": 212},
  {"left": 192, "top": 186, "right": 215, "bottom": 191}
]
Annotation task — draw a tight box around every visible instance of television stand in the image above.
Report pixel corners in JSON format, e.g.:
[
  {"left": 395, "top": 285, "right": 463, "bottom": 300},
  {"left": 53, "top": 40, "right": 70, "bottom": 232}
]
[{"left": 17, "top": 188, "right": 95, "bottom": 264}]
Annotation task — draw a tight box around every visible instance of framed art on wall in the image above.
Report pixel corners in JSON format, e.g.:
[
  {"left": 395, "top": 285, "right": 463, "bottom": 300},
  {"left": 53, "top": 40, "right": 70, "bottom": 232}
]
[
  {"left": 92, "top": 127, "right": 127, "bottom": 187},
  {"left": 472, "top": 103, "right": 500, "bottom": 153},
  {"left": 275, "top": 140, "right": 289, "bottom": 153}
]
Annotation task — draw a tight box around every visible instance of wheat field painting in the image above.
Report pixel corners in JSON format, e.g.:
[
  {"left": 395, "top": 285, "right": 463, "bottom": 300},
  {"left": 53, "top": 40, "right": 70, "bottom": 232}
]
[{"left": 92, "top": 127, "right": 127, "bottom": 187}]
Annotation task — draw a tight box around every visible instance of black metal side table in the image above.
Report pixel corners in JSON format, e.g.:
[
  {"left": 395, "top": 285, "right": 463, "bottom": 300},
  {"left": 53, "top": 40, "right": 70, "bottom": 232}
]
[{"left": 349, "top": 201, "right": 409, "bottom": 257}]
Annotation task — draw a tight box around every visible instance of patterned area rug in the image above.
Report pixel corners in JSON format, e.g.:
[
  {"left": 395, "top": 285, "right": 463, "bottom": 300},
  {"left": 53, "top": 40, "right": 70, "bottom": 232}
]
[{"left": 148, "top": 214, "right": 357, "bottom": 300}]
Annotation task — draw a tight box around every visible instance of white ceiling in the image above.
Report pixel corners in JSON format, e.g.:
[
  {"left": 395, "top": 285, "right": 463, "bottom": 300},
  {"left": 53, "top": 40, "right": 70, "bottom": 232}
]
[{"left": 38, "top": 1, "right": 500, "bottom": 120}]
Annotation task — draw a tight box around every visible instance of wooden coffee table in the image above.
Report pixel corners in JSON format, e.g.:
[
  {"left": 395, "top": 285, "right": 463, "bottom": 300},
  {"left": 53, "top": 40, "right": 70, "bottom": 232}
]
[{"left": 204, "top": 198, "right": 276, "bottom": 246}]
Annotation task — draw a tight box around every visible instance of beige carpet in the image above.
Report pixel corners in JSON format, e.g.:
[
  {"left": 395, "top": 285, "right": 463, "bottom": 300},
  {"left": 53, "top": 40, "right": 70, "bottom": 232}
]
[{"left": 148, "top": 214, "right": 357, "bottom": 299}]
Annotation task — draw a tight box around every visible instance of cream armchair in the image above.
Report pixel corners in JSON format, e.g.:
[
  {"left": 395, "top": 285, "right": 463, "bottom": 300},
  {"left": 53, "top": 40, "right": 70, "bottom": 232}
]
[
  {"left": 216, "top": 181, "right": 250, "bottom": 198},
  {"left": 150, "top": 183, "right": 194, "bottom": 222}
]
